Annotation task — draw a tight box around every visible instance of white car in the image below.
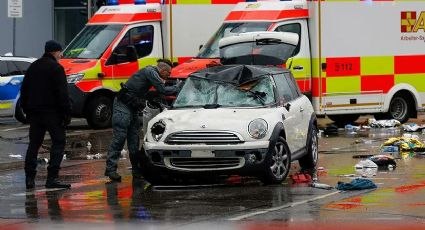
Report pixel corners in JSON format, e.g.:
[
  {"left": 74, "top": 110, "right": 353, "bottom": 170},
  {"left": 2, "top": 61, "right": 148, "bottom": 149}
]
[
  {"left": 0, "top": 54, "right": 36, "bottom": 123},
  {"left": 141, "top": 64, "right": 318, "bottom": 185}
]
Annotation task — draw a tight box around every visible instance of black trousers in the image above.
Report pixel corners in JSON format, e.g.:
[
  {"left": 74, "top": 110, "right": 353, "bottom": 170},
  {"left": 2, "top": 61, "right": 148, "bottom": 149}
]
[{"left": 24, "top": 112, "right": 66, "bottom": 179}]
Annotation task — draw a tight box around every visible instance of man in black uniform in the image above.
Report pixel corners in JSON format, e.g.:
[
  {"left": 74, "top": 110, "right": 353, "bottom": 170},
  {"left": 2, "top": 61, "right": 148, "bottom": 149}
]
[
  {"left": 105, "top": 59, "right": 182, "bottom": 181},
  {"left": 21, "top": 40, "right": 72, "bottom": 189}
]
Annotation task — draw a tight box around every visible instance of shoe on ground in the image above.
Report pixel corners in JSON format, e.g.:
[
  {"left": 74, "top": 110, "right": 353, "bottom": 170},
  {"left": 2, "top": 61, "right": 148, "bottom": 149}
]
[
  {"left": 26, "top": 176, "right": 35, "bottom": 190},
  {"left": 105, "top": 171, "right": 122, "bottom": 181},
  {"left": 45, "top": 178, "right": 71, "bottom": 189}
]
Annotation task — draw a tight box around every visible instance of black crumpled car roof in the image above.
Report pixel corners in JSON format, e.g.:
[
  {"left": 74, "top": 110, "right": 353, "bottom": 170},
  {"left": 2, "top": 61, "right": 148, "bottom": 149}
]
[{"left": 188, "top": 65, "right": 289, "bottom": 86}]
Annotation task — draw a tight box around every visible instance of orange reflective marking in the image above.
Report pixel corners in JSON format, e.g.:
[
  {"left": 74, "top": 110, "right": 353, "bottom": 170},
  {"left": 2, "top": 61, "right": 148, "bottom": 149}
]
[
  {"left": 361, "top": 75, "right": 394, "bottom": 93},
  {"left": 89, "top": 12, "right": 162, "bottom": 24},
  {"left": 225, "top": 9, "right": 308, "bottom": 21},
  {"left": 326, "top": 57, "right": 360, "bottom": 77},
  {"left": 395, "top": 55, "right": 425, "bottom": 74},
  {"left": 76, "top": 80, "right": 103, "bottom": 92}
]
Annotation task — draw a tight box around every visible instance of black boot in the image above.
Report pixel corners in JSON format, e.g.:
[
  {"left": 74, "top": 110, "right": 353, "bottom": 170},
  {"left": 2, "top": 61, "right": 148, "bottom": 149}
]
[
  {"left": 26, "top": 175, "right": 36, "bottom": 190},
  {"left": 105, "top": 171, "right": 122, "bottom": 182},
  {"left": 45, "top": 178, "right": 71, "bottom": 189}
]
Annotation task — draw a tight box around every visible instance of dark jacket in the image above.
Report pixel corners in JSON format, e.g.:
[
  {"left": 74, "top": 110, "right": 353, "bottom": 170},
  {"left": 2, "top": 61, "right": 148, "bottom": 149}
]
[
  {"left": 125, "top": 65, "right": 179, "bottom": 98},
  {"left": 20, "top": 53, "right": 71, "bottom": 118}
]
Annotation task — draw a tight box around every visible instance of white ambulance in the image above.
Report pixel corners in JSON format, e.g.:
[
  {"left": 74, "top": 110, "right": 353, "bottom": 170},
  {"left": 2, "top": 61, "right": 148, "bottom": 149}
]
[{"left": 172, "top": 0, "right": 425, "bottom": 124}]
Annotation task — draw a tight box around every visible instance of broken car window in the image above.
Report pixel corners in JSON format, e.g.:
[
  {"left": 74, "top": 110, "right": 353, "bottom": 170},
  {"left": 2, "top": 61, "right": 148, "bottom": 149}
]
[{"left": 173, "top": 77, "right": 275, "bottom": 108}]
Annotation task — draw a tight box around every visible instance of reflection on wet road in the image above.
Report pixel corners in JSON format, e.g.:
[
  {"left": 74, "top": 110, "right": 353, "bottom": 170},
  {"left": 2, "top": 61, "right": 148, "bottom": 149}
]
[{"left": 1, "top": 117, "right": 425, "bottom": 229}]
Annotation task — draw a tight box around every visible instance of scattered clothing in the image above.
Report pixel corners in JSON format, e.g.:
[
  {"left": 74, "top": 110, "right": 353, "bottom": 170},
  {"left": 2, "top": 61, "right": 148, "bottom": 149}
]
[{"left": 337, "top": 178, "right": 377, "bottom": 191}]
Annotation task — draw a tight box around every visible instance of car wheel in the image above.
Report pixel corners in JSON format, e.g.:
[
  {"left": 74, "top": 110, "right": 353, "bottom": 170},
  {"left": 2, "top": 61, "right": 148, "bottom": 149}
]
[
  {"left": 86, "top": 96, "right": 112, "bottom": 129},
  {"left": 299, "top": 126, "right": 318, "bottom": 170},
  {"left": 260, "top": 136, "right": 291, "bottom": 185},
  {"left": 14, "top": 98, "right": 28, "bottom": 124}
]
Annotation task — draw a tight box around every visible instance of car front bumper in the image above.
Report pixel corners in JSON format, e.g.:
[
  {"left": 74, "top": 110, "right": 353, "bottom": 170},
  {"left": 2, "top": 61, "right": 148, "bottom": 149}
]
[{"left": 142, "top": 141, "right": 270, "bottom": 176}]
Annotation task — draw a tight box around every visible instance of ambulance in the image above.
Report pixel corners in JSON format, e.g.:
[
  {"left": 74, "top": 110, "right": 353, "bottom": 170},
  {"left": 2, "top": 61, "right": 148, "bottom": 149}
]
[
  {"left": 61, "top": 0, "right": 238, "bottom": 128},
  {"left": 171, "top": 0, "right": 425, "bottom": 125}
]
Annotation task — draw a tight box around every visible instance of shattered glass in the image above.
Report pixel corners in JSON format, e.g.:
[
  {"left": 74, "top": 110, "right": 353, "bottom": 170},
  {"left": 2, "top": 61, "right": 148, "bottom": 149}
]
[{"left": 173, "top": 77, "right": 275, "bottom": 108}]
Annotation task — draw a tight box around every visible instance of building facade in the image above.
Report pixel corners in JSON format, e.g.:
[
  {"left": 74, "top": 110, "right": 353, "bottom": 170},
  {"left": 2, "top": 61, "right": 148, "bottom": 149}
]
[{"left": 0, "top": 0, "right": 92, "bottom": 58}]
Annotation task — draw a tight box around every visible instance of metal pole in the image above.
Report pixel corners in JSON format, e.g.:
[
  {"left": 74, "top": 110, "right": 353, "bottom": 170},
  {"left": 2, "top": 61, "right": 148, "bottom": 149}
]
[
  {"left": 88, "top": 0, "right": 92, "bottom": 20},
  {"left": 13, "top": 18, "right": 16, "bottom": 55}
]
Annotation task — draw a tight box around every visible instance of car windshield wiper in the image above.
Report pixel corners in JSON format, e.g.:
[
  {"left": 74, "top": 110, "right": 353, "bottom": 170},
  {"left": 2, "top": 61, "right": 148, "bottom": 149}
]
[
  {"left": 246, "top": 90, "right": 266, "bottom": 105},
  {"left": 203, "top": 103, "right": 221, "bottom": 109}
]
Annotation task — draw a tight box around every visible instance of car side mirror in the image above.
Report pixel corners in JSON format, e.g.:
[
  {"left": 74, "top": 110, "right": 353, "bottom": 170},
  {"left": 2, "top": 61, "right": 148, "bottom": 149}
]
[
  {"left": 284, "top": 103, "right": 291, "bottom": 111},
  {"left": 126, "top": 45, "right": 138, "bottom": 62},
  {"left": 199, "top": 44, "right": 203, "bottom": 50}
]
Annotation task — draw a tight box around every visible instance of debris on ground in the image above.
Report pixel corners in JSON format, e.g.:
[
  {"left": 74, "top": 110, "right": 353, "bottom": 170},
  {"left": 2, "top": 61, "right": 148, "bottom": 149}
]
[
  {"left": 290, "top": 172, "right": 312, "bottom": 184},
  {"left": 369, "top": 155, "right": 396, "bottom": 168},
  {"left": 86, "top": 153, "right": 103, "bottom": 160},
  {"left": 368, "top": 118, "right": 401, "bottom": 128},
  {"left": 355, "top": 167, "right": 377, "bottom": 178},
  {"left": 311, "top": 182, "right": 333, "bottom": 190},
  {"left": 382, "top": 137, "right": 425, "bottom": 153},
  {"left": 323, "top": 124, "right": 339, "bottom": 136},
  {"left": 402, "top": 123, "right": 425, "bottom": 132},
  {"left": 8, "top": 154, "right": 22, "bottom": 159},
  {"left": 354, "top": 159, "right": 378, "bottom": 169},
  {"left": 337, "top": 178, "right": 377, "bottom": 190}
]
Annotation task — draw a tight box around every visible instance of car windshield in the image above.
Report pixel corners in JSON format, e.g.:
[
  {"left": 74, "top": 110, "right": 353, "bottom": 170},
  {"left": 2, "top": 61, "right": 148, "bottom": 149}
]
[
  {"left": 63, "top": 25, "right": 123, "bottom": 59},
  {"left": 197, "top": 22, "right": 272, "bottom": 59},
  {"left": 173, "top": 77, "right": 275, "bottom": 108},
  {"left": 220, "top": 39, "right": 297, "bottom": 65}
]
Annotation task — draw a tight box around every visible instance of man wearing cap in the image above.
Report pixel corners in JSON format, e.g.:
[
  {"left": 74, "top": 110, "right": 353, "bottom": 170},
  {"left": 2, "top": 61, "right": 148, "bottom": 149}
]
[
  {"left": 21, "top": 40, "right": 72, "bottom": 189},
  {"left": 105, "top": 59, "right": 183, "bottom": 181}
]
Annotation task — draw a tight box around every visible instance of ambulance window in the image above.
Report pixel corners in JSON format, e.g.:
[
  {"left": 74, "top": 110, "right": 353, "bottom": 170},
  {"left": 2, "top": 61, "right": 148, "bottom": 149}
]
[
  {"left": 130, "top": 25, "right": 154, "bottom": 58},
  {"left": 275, "top": 23, "right": 301, "bottom": 55},
  {"left": 0, "top": 61, "right": 8, "bottom": 77},
  {"left": 113, "top": 25, "right": 154, "bottom": 64}
]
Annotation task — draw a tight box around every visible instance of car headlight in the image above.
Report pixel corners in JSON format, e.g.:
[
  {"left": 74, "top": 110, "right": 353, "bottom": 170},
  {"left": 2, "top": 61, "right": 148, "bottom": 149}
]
[
  {"left": 67, "top": 73, "right": 84, "bottom": 83},
  {"left": 151, "top": 120, "right": 166, "bottom": 142},
  {"left": 248, "top": 118, "right": 268, "bottom": 139}
]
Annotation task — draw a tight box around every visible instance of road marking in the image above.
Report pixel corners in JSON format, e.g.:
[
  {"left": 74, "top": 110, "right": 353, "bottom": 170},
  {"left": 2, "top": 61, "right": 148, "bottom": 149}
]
[{"left": 227, "top": 191, "right": 340, "bottom": 221}]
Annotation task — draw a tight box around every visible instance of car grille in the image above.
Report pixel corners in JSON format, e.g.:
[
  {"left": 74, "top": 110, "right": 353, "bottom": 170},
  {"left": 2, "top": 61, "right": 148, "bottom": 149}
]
[
  {"left": 165, "top": 131, "right": 244, "bottom": 145},
  {"left": 165, "top": 157, "right": 244, "bottom": 171}
]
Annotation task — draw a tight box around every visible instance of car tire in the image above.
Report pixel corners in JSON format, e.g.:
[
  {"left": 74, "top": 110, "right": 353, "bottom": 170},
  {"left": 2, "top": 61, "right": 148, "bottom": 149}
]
[
  {"left": 14, "top": 98, "right": 28, "bottom": 124},
  {"left": 260, "top": 136, "right": 291, "bottom": 185},
  {"left": 299, "top": 126, "right": 318, "bottom": 170},
  {"left": 387, "top": 95, "right": 412, "bottom": 123},
  {"left": 86, "top": 96, "right": 112, "bottom": 129}
]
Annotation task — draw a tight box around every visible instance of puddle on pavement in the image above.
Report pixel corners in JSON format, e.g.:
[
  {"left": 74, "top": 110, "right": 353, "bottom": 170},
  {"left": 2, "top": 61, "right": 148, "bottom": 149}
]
[{"left": 40, "top": 131, "right": 114, "bottom": 160}]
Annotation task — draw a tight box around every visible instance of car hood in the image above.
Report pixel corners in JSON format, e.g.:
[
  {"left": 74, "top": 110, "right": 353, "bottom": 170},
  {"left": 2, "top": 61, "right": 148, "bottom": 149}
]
[
  {"left": 149, "top": 107, "right": 281, "bottom": 141},
  {"left": 60, "top": 59, "right": 98, "bottom": 75}
]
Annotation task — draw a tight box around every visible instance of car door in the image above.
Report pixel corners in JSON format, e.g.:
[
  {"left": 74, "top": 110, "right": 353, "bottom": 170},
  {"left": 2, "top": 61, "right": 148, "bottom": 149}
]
[
  {"left": 273, "top": 73, "right": 302, "bottom": 153},
  {"left": 0, "top": 61, "right": 23, "bottom": 116}
]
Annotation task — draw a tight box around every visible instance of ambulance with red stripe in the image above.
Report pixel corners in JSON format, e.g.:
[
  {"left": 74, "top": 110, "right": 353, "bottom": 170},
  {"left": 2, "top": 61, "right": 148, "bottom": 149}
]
[
  {"left": 61, "top": 0, "right": 238, "bottom": 128},
  {"left": 172, "top": 0, "right": 425, "bottom": 124}
]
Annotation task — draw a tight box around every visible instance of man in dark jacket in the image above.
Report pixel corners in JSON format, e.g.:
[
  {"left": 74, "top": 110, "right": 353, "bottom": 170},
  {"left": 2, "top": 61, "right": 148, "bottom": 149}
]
[
  {"left": 21, "top": 40, "right": 72, "bottom": 189},
  {"left": 105, "top": 59, "right": 182, "bottom": 181}
]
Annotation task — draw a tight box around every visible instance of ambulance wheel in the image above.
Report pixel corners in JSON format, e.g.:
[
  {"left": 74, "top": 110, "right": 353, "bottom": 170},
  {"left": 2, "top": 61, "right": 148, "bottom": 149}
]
[
  {"left": 86, "top": 96, "right": 112, "bottom": 129},
  {"left": 387, "top": 93, "right": 414, "bottom": 124},
  {"left": 14, "top": 98, "right": 27, "bottom": 124},
  {"left": 328, "top": 114, "right": 360, "bottom": 126}
]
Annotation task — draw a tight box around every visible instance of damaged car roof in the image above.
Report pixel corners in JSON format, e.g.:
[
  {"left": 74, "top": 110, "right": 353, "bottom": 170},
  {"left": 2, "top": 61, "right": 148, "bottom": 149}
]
[{"left": 188, "top": 65, "right": 289, "bottom": 86}]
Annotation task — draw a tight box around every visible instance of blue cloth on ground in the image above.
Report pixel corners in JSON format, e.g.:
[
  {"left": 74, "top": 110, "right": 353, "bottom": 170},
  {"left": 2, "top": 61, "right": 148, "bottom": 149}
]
[{"left": 337, "top": 178, "right": 377, "bottom": 191}]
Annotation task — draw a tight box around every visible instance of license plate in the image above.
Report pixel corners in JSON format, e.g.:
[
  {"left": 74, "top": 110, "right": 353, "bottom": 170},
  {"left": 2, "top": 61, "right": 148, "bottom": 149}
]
[{"left": 191, "top": 150, "right": 214, "bottom": 158}]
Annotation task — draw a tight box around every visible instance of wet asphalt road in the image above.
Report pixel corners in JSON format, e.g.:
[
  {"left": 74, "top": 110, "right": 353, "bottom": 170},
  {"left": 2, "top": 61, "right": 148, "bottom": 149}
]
[{"left": 1, "top": 116, "right": 425, "bottom": 229}]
